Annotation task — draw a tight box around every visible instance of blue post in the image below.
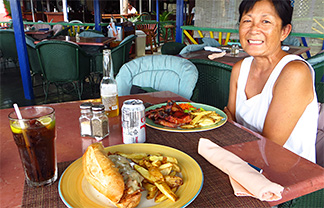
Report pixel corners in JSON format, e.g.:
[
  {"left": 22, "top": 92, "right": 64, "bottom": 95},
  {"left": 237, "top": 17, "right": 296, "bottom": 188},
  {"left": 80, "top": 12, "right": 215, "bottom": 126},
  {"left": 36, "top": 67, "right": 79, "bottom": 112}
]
[
  {"left": 10, "top": 0, "right": 34, "bottom": 100},
  {"left": 301, "top": 37, "right": 311, "bottom": 58},
  {"left": 175, "top": 0, "right": 184, "bottom": 43},
  {"left": 156, "top": 0, "right": 160, "bottom": 44},
  {"left": 93, "top": 0, "right": 101, "bottom": 31}
]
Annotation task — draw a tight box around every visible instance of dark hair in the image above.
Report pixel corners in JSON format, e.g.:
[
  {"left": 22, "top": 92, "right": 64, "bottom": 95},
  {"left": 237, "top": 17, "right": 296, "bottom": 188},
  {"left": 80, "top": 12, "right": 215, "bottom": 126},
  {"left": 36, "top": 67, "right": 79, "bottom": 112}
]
[{"left": 238, "top": 0, "right": 293, "bottom": 28}]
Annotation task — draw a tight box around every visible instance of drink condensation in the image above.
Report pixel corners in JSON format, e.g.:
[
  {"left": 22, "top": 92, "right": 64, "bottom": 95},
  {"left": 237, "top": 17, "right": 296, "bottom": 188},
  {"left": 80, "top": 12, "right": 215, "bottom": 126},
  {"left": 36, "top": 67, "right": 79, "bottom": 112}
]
[{"left": 121, "top": 99, "right": 146, "bottom": 144}]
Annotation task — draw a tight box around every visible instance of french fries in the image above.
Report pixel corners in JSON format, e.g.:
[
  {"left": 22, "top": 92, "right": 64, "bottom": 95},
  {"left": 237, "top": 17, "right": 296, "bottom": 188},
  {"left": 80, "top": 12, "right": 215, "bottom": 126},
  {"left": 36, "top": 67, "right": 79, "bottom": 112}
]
[
  {"left": 116, "top": 152, "right": 183, "bottom": 203},
  {"left": 181, "top": 110, "right": 224, "bottom": 129}
]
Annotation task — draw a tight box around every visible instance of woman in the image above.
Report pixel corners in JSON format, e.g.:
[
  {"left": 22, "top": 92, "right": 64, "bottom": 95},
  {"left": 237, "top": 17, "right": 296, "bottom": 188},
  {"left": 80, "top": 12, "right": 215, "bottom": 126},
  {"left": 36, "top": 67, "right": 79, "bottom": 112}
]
[{"left": 225, "top": 0, "right": 318, "bottom": 162}]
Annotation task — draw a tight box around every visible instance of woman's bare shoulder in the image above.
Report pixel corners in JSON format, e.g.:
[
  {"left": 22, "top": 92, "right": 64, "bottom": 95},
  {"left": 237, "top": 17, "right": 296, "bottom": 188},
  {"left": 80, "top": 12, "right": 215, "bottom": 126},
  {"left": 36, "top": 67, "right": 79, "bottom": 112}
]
[{"left": 279, "top": 60, "right": 312, "bottom": 82}]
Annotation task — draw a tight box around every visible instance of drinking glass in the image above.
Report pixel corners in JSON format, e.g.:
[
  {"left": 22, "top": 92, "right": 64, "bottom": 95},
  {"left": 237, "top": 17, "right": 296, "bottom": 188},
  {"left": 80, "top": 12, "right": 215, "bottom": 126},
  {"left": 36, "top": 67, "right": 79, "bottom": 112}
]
[{"left": 8, "top": 106, "right": 57, "bottom": 187}]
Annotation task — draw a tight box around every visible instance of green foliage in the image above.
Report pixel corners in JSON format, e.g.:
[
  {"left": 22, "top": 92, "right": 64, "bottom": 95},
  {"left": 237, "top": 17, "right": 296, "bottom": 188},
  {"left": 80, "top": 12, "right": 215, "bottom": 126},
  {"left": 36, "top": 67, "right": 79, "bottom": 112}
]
[
  {"left": 3, "top": 0, "right": 11, "bottom": 18},
  {"left": 120, "top": 14, "right": 142, "bottom": 23},
  {"left": 152, "top": 11, "right": 174, "bottom": 21}
]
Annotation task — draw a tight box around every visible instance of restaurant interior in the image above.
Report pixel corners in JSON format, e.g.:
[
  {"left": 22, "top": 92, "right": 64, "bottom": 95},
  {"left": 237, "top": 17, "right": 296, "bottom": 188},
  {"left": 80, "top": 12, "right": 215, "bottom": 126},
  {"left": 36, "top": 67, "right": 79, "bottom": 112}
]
[{"left": 0, "top": 0, "right": 324, "bottom": 207}]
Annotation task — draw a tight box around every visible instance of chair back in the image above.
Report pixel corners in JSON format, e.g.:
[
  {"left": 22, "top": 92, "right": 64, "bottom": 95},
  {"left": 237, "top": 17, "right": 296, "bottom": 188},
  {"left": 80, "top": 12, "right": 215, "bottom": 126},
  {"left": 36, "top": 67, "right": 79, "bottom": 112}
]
[
  {"left": 189, "top": 59, "right": 233, "bottom": 109},
  {"left": 161, "top": 42, "right": 186, "bottom": 55},
  {"left": 0, "top": 29, "right": 18, "bottom": 61},
  {"left": 307, "top": 52, "right": 324, "bottom": 102},
  {"left": 94, "top": 34, "right": 137, "bottom": 76},
  {"left": 36, "top": 40, "right": 91, "bottom": 83},
  {"left": 116, "top": 55, "right": 198, "bottom": 99},
  {"left": 69, "top": 20, "right": 84, "bottom": 36},
  {"left": 25, "top": 36, "right": 42, "bottom": 75},
  {"left": 79, "top": 30, "right": 104, "bottom": 37}
]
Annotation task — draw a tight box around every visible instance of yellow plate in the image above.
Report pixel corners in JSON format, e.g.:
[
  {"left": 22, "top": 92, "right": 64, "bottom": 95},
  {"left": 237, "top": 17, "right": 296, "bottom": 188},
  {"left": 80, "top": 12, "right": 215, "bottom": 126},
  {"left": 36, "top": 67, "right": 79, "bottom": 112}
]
[
  {"left": 145, "top": 102, "right": 227, "bottom": 133},
  {"left": 59, "top": 143, "right": 203, "bottom": 208}
]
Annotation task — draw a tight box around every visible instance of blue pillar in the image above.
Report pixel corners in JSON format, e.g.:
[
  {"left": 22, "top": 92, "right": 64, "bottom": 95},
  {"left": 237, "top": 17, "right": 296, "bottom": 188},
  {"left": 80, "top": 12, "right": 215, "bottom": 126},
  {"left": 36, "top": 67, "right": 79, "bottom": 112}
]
[
  {"left": 176, "top": 0, "right": 184, "bottom": 43},
  {"left": 10, "top": 0, "right": 34, "bottom": 100},
  {"left": 94, "top": 0, "right": 101, "bottom": 31},
  {"left": 156, "top": 0, "right": 160, "bottom": 44}
]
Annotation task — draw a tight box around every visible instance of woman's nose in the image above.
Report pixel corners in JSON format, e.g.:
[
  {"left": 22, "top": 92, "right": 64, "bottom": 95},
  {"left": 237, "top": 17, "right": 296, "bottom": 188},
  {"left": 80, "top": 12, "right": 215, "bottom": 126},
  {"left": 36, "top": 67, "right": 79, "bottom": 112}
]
[{"left": 249, "top": 23, "right": 260, "bottom": 34}]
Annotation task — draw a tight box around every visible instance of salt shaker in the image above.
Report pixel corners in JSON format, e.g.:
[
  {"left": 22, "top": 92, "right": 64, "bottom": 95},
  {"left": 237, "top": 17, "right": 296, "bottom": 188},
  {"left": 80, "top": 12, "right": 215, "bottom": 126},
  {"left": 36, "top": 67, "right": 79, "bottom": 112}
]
[
  {"left": 91, "top": 104, "right": 109, "bottom": 140},
  {"left": 231, "top": 44, "right": 239, "bottom": 55},
  {"left": 79, "top": 102, "right": 92, "bottom": 137}
]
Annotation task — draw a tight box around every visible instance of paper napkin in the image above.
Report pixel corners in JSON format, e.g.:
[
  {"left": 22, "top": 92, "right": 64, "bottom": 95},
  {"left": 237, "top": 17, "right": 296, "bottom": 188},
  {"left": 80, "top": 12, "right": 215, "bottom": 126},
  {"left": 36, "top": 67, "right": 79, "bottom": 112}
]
[
  {"left": 204, "top": 46, "right": 224, "bottom": 52},
  {"left": 198, "top": 138, "right": 284, "bottom": 201}
]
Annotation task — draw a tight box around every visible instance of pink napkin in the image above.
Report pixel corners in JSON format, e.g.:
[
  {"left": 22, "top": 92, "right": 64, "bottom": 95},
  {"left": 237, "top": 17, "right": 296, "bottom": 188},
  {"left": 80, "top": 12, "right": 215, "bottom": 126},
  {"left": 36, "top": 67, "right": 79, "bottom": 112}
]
[{"left": 198, "top": 138, "right": 284, "bottom": 201}]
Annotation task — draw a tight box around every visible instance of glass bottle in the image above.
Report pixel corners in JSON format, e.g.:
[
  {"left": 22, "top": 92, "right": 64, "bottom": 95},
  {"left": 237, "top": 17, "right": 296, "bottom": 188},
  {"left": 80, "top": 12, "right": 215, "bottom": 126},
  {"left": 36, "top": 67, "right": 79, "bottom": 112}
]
[
  {"left": 91, "top": 104, "right": 109, "bottom": 140},
  {"left": 79, "top": 102, "right": 92, "bottom": 137},
  {"left": 100, "top": 49, "right": 119, "bottom": 117}
]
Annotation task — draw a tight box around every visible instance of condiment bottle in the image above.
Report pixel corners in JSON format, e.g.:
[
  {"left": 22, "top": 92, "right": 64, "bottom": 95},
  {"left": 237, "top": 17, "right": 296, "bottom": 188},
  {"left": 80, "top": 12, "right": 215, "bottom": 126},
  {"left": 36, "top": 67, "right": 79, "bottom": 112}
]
[
  {"left": 79, "top": 102, "right": 92, "bottom": 137},
  {"left": 75, "top": 32, "right": 80, "bottom": 42},
  {"left": 231, "top": 44, "right": 239, "bottom": 55},
  {"left": 91, "top": 104, "right": 109, "bottom": 140},
  {"left": 100, "top": 49, "right": 119, "bottom": 117}
]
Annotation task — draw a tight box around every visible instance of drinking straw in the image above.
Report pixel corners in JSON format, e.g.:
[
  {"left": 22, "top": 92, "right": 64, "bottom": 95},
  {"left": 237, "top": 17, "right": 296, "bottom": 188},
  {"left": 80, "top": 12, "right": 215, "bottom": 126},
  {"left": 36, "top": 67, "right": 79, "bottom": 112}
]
[
  {"left": 13, "top": 103, "right": 41, "bottom": 182},
  {"left": 13, "top": 103, "right": 26, "bottom": 129}
]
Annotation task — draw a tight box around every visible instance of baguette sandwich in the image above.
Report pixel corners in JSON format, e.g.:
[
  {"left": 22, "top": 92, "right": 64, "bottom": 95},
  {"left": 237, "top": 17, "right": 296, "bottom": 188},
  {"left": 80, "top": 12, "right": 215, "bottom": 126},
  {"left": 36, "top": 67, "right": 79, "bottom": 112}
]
[{"left": 83, "top": 143, "right": 144, "bottom": 208}]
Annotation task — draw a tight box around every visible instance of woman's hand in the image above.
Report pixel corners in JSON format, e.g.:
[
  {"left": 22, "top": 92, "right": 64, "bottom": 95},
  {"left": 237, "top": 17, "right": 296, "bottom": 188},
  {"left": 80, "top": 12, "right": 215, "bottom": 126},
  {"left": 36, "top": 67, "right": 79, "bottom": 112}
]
[{"left": 224, "top": 106, "right": 234, "bottom": 121}]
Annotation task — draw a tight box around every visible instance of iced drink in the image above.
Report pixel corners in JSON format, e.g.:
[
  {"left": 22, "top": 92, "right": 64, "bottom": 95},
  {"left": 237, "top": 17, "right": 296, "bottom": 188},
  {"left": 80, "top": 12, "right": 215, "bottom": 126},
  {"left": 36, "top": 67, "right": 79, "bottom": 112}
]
[{"left": 8, "top": 106, "right": 57, "bottom": 187}]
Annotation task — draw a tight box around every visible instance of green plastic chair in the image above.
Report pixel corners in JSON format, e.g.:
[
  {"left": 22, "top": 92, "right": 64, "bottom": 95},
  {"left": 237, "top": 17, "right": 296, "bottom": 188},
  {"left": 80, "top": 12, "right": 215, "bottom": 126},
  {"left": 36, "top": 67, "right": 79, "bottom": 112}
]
[
  {"left": 307, "top": 52, "right": 324, "bottom": 103},
  {"left": 93, "top": 34, "right": 137, "bottom": 76},
  {"left": 36, "top": 40, "right": 92, "bottom": 102},
  {"left": 189, "top": 59, "right": 233, "bottom": 109},
  {"left": 161, "top": 42, "right": 186, "bottom": 55},
  {"left": 0, "top": 29, "right": 19, "bottom": 70},
  {"left": 25, "top": 35, "right": 44, "bottom": 88}
]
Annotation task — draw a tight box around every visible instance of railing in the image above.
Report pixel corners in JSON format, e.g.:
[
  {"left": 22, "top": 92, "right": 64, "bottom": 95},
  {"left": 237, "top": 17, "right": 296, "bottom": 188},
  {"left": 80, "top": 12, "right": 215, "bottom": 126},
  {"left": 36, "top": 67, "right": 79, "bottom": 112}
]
[{"left": 181, "top": 25, "right": 324, "bottom": 58}]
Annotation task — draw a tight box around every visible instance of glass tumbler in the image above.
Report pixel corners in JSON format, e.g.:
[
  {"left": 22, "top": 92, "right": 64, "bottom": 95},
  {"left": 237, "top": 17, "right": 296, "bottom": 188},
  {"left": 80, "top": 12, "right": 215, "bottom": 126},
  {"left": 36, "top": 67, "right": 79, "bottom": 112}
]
[{"left": 8, "top": 106, "right": 57, "bottom": 187}]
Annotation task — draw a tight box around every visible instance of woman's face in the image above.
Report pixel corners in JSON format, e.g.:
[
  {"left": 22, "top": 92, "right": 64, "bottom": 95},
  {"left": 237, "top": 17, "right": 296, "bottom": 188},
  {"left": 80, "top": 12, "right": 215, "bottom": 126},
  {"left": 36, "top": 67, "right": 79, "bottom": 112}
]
[{"left": 239, "top": 0, "right": 290, "bottom": 57}]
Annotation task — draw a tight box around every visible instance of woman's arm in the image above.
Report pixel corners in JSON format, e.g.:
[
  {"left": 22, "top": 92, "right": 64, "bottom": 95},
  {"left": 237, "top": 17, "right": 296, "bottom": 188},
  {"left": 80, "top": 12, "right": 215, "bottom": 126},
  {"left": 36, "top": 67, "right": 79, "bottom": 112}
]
[
  {"left": 262, "top": 60, "right": 314, "bottom": 146},
  {"left": 225, "top": 60, "right": 242, "bottom": 121}
]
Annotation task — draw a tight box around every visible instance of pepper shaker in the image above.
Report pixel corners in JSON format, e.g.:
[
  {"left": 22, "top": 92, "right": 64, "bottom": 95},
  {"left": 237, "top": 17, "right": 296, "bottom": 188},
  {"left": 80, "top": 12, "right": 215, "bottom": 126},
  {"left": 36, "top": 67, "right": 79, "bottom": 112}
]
[{"left": 91, "top": 104, "right": 109, "bottom": 140}]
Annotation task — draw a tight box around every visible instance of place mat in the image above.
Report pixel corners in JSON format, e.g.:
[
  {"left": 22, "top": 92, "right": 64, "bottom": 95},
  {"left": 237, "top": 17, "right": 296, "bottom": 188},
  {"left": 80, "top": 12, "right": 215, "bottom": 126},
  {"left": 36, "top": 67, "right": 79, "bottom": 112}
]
[
  {"left": 21, "top": 160, "right": 74, "bottom": 208},
  {"left": 147, "top": 121, "right": 270, "bottom": 207}
]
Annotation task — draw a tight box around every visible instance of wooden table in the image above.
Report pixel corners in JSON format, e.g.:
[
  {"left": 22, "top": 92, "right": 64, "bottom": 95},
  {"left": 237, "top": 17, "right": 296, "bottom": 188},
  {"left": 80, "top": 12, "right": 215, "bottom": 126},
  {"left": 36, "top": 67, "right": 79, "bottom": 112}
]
[
  {"left": 44, "top": 12, "right": 64, "bottom": 23},
  {"left": 179, "top": 46, "right": 311, "bottom": 66},
  {"left": 0, "top": 91, "right": 323, "bottom": 207},
  {"left": 25, "top": 29, "right": 54, "bottom": 40},
  {"left": 35, "top": 36, "right": 116, "bottom": 47}
]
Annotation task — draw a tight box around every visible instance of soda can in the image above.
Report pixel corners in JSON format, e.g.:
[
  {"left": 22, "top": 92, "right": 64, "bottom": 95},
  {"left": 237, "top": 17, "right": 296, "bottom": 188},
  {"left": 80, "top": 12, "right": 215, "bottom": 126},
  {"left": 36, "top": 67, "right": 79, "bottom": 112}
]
[{"left": 121, "top": 99, "right": 146, "bottom": 144}]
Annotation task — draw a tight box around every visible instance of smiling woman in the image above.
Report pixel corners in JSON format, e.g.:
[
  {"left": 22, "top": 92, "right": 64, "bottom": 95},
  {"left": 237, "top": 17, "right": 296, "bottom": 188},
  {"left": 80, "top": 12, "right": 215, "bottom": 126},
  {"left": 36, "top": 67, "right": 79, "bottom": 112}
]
[{"left": 225, "top": 0, "right": 319, "bottom": 163}]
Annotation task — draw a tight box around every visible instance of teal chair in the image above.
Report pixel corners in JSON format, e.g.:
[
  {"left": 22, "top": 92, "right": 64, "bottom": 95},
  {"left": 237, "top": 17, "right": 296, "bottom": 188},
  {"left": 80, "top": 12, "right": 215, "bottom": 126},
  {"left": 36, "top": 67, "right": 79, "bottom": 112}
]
[
  {"left": 0, "top": 29, "right": 18, "bottom": 71},
  {"left": 93, "top": 34, "right": 137, "bottom": 76},
  {"left": 161, "top": 42, "right": 186, "bottom": 55},
  {"left": 25, "top": 35, "right": 44, "bottom": 88},
  {"left": 116, "top": 55, "right": 198, "bottom": 99},
  {"left": 189, "top": 59, "right": 232, "bottom": 109},
  {"left": 307, "top": 51, "right": 324, "bottom": 103},
  {"left": 79, "top": 30, "right": 105, "bottom": 38},
  {"left": 36, "top": 40, "right": 92, "bottom": 102}
]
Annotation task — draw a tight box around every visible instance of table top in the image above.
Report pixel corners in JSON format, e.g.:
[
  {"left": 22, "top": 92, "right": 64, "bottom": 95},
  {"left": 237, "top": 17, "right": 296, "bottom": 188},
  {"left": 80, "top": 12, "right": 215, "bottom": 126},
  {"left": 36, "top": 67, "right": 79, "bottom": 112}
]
[
  {"left": 0, "top": 91, "right": 323, "bottom": 208},
  {"left": 35, "top": 36, "right": 116, "bottom": 46},
  {"left": 25, "top": 29, "right": 53, "bottom": 35},
  {"left": 179, "top": 45, "right": 311, "bottom": 66}
]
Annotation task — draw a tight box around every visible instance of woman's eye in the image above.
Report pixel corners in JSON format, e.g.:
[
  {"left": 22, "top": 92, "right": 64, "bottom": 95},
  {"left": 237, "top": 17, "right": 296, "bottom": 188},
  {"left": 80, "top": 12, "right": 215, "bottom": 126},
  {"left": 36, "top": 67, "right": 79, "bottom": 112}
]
[
  {"left": 242, "top": 19, "right": 251, "bottom": 23},
  {"left": 262, "top": 20, "right": 271, "bottom": 24}
]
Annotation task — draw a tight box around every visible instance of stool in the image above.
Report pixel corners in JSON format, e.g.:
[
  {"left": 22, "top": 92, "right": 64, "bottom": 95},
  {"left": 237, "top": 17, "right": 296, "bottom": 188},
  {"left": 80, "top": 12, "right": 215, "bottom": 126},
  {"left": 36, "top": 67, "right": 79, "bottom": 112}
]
[{"left": 164, "top": 25, "right": 175, "bottom": 43}]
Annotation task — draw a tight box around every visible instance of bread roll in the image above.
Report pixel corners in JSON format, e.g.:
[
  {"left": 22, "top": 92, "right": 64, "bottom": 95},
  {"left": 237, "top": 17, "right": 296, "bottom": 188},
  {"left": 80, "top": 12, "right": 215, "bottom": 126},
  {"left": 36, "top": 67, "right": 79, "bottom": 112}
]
[{"left": 82, "top": 143, "right": 125, "bottom": 203}]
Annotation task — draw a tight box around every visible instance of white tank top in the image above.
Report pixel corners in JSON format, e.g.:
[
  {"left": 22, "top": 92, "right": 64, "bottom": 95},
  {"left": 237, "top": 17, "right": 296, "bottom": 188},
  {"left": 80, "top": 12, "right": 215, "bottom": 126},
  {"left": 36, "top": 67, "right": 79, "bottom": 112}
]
[{"left": 236, "top": 55, "right": 318, "bottom": 162}]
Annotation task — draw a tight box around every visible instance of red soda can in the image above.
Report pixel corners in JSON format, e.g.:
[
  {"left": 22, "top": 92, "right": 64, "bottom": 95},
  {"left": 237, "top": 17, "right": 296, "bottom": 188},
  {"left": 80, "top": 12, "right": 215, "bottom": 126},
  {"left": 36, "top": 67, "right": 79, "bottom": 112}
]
[{"left": 121, "top": 99, "right": 146, "bottom": 144}]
